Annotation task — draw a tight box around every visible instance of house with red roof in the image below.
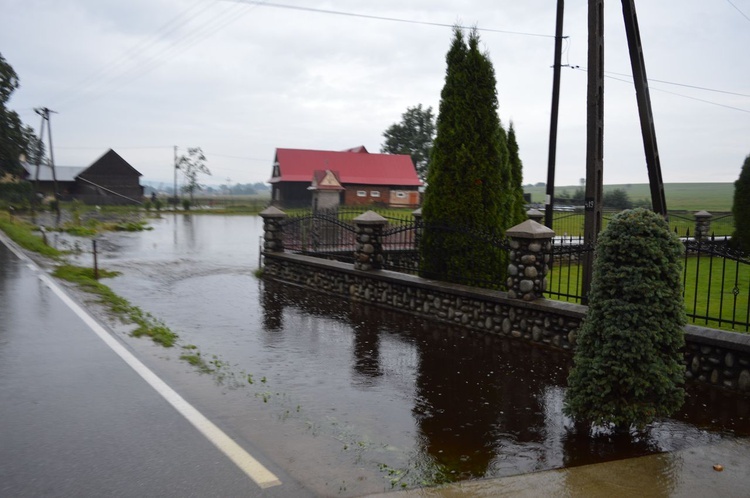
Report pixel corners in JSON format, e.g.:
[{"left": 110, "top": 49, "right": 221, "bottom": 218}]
[{"left": 269, "top": 146, "right": 422, "bottom": 208}]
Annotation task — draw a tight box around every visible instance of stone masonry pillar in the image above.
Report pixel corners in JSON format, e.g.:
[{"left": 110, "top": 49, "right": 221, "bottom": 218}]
[
  {"left": 694, "top": 210, "right": 712, "bottom": 242},
  {"left": 412, "top": 207, "right": 423, "bottom": 250},
  {"left": 259, "top": 205, "right": 287, "bottom": 253},
  {"left": 526, "top": 208, "right": 544, "bottom": 224},
  {"left": 506, "top": 220, "right": 555, "bottom": 301},
  {"left": 354, "top": 211, "right": 387, "bottom": 271}
]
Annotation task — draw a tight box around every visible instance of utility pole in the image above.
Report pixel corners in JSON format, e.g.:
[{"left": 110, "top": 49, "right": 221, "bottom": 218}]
[
  {"left": 582, "top": 0, "right": 605, "bottom": 304},
  {"left": 544, "top": 0, "right": 566, "bottom": 228},
  {"left": 33, "top": 112, "right": 46, "bottom": 198},
  {"left": 34, "top": 107, "right": 59, "bottom": 215},
  {"left": 173, "top": 145, "right": 178, "bottom": 209},
  {"left": 621, "top": 0, "right": 667, "bottom": 217}
]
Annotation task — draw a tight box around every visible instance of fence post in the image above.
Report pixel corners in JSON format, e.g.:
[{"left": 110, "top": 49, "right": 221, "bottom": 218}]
[
  {"left": 526, "top": 208, "right": 544, "bottom": 224},
  {"left": 694, "top": 210, "right": 712, "bottom": 242},
  {"left": 353, "top": 211, "right": 387, "bottom": 271},
  {"left": 259, "top": 206, "right": 287, "bottom": 253},
  {"left": 506, "top": 220, "right": 555, "bottom": 301},
  {"left": 412, "top": 207, "right": 422, "bottom": 250}
]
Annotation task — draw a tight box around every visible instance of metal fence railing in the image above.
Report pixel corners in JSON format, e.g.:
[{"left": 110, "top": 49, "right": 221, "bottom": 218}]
[{"left": 276, "top": 209, "right": 749, "bottom": 332}]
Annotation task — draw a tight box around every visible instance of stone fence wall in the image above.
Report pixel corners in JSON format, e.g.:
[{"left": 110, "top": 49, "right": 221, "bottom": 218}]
[{"left": 260, "top": 208, "right": 750, "bottom": 395}]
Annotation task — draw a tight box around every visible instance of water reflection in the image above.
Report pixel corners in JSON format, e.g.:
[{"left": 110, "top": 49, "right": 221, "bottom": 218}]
[
  {"left": 261, "top": 281, "right": 284, "bottom": 332},
  {"left": 350, "top": 307, "right": 384, "bottom": 385},
  {"left": 260, "top": 279, "right": 750, "bottom": 482}
]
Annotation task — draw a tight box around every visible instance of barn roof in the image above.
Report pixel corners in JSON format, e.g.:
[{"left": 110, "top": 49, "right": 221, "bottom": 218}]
[
  {"left": 22, "top": 163, "right": 85, "bottom": 182},
  {"left": 270, "top": 147, "right": 421, "bottom": 186},
  {"left": 80, "top": 149, "right": 143, "bottom": 178},
  {"left": 21, "top": 149, "right": 142, "bottom": 182}
]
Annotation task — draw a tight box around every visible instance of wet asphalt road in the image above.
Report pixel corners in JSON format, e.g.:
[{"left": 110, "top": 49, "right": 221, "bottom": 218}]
[{"left": 0, "top": 237, "right": 311, "bottom": 498}]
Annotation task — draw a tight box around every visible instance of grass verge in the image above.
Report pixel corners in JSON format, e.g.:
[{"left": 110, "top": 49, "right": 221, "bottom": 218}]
[
  {"left": 0, "top": 214, "right": 64, "bottom": 259},
  {"left": 53, "top": 264, "right": 178, "bottom": 347}
]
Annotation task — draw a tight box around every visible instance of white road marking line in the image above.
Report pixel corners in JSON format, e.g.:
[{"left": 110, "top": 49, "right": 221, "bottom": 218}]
[{"left": 35, "top": 268, "right": 281, "bottom": 488}]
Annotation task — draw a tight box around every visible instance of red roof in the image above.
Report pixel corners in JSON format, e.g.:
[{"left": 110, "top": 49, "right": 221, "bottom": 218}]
[{"left": 270, "top": 147, "right": 422, "bottom": 187}]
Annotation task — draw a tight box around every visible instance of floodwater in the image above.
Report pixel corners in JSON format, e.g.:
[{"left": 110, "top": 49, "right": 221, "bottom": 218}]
[{"left": 64, "top": 214, "right": 750, "bottom": 494}]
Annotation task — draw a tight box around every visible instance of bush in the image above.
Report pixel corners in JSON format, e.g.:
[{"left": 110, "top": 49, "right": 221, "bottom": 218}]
[
  {"left": 564, "top": 208, "right": 686, "bottom": 431},
  {"left": 602, "top": 188, "right": 633, "bottom": 210},
  {"left": 0, "top": 181, "right": 32, "bottom": 208}
]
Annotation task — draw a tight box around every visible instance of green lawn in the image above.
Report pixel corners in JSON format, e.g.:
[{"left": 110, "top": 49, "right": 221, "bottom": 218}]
[
  {"left": 549, "top": 210, "right": 733, "bottom": 238},
  {"left": 547, "top": 255, "right": 750, "bottom": 333},
  {"left": 525, "top": 183, "right": 733, "bottom": 212}
]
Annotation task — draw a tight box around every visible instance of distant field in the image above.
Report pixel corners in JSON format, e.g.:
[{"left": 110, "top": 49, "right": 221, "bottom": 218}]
[{"left": 524, "top": 183, "right": 733, "bottom": 212}]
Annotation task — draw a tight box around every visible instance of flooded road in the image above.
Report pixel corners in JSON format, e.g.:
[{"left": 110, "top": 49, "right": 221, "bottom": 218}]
[{"left": 66, "top": 214, "right": 750, "bottom": 495}]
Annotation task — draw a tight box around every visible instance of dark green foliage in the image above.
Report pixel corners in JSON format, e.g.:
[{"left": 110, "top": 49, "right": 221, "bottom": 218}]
[
  {"left": 0, "top": 181, "right": 32, "bottom": 207},
  {"left": 0, "top": 53, "right": 40, "bottom": 178},
  {"left": 602, "top": 188, "right": 633, "bottom": 210},
  {"left": 507, "top": 123, "right": 527, "bottom": 225},
  {"left": 381, "top": 104, "right": 436, "bottom": 181},
  {"left": 731, "top": 154, "right": 750, "bottom": 250},
  {"left": 564, "top": 208, "right": 686, "bottom": 430},
  {"left": 420, "top": 28, "right": 513, "bottom": 288}
]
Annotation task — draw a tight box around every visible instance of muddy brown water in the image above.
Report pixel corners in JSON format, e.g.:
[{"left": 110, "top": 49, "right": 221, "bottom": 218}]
[{"left": 60, "top": 213, "right": 750, "bottom": 492}]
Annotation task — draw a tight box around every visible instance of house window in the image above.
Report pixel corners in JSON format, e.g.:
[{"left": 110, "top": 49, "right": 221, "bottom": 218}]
[
  {"left": 370, "top": 191, "right": 380, "bottom": 198},
  {"left": 357, "top": 190, "right": 367, "bottom": 197},
  {"left": 395, "top": 191, "right": 406, "bottom": 198}
]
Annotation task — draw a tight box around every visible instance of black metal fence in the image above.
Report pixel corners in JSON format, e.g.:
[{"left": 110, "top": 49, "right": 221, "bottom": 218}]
[
  {"left": 280, "top": 208, "right": 510, "bottom": 289},
  {"left": 543, "top": 231, "right": 750, "bottom": 332},
  {"left": 545, "top": 236, "right": 593, "bottom": 303},
  {"left": 683, "top": 235, "right": 750, "bottom": 332},
  {"left": 278, "top": 209, "right": 750, "bottom": 332}
]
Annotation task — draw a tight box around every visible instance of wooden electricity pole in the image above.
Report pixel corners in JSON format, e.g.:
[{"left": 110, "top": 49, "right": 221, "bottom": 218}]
[
  {"left": 581, "top": 0, "right": 669, "bottom": 302},
  {"left": 544, "top": 0, "right": 566, "bottom": 229},
  {"left": 582, "top": 0, "right": 605, "bottom": 303},
  {"left": 621, "top": 0, "right": 667, "bottom": 216},
  {"left": 34, "top": 107, "right": 59, "bottom": 214}
]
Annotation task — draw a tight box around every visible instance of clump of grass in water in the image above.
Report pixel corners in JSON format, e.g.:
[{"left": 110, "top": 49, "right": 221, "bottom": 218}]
[
  {"left": 179, "top": 349, "right": 214, "bottom": 374},
  {"left": 53, "top": 264, "right": 178, "bottom": 347}
]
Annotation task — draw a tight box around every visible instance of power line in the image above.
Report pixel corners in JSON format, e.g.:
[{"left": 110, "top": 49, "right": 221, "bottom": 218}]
[
  {"left": 55, "top": 145, "right": 174, "bottom": 150},
  {"left": 570, "top": 66, "right": 750, "bottom": 113},
  {"left": 52, "top": 0, "right": 215, "bottom": 108},
  {"left": 726, "top": 0, "right": 750, "bottom": 23},
  {"left": 227, "top": 0, "right": 559, "bottom": 38},
  {"left": 602, "top": 70, "right": 750, "bottom": 98},
  {"left": 53, "top": 1, "right": 263, "bottom": 110}
]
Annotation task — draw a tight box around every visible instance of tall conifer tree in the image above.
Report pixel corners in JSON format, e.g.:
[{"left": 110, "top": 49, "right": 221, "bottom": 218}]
[
  {"left": 732, "top": 154, "right": 750, "bottom": 250},
  {"left": 420, "top": 28, "right": 512, "bottom": 288},
  {"left": 507, "top": 123, "right": 527, "bottom": 226}
]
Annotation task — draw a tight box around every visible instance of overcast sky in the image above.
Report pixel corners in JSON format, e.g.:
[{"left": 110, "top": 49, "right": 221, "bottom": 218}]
[{"left": 2, "top": 0, "right": 749, "bottom": 189}]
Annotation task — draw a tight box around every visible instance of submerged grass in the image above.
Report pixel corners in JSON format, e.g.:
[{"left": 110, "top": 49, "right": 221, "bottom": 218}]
[{"left": 53, "top": 264, "right": 178, "bottom": 347}]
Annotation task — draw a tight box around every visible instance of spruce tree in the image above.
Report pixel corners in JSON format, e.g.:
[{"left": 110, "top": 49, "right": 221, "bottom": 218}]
[
  {"left": 731, "top": 154, "right": 750, "bottom": 250},
  {"left": 507, "top": 123, "right": 527, "bottom": 226},
  {"left": 564, "top": 208, "right": 686, "bottom": 431},
  {"left": 420, "top": 28, "right": 512, "bottom": 288}
]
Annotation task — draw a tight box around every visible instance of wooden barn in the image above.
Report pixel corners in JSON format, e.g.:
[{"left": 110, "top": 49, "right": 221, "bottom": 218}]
[
  {"left": 24, "top": 149, "right": 144, "bottom": 205},
  {"left": 269, "top": 146, "right": 422, "bottom": 209}
]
